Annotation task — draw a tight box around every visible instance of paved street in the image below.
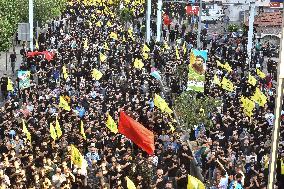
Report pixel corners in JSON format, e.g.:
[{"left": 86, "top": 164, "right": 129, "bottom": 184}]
[{"left": 0, "top": 46, "right": 22, "bottom": 104}]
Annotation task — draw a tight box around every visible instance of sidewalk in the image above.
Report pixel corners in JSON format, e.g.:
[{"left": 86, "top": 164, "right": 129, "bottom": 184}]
[
  {"left": 0, "top": 46, "right": 22, "bottom": 79},
  {"left": 0, "top": 46, "right": 22, "bottom": 105}
]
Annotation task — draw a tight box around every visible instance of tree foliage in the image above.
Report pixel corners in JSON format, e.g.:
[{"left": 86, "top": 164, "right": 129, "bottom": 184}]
[
  {"left": 0, "top": 0, "right": 67, "bottom": 51},
  {"left": 227, "top": 24, "right": 239, "bottom": 32},
  {"left": 174, "top": 91, "right": 222, "bottom": 130}
]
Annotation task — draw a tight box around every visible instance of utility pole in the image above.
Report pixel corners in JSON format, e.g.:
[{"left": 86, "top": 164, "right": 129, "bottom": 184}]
[
  {"left": 156, "top": 0, "right": 163, "bottom": 42},
  {"left": 146, "top": 0, "right": 152, "bottom": 43},
  {"left": 267, "top": 10, "right": 284, "bottom": 189},
  {"left": 197, "top": 0, "right": 203, "bottom": 49},
  {"left": 247, "top": 1, "right": 255, "bottom": 69},
  {"left": 29, "top": 0, "right": 33, "bottom": 51}
]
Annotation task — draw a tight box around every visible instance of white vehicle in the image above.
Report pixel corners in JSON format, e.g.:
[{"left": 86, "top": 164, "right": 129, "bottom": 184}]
[{"left": 201, "top": 4, "right": 224, "bottom": 22}]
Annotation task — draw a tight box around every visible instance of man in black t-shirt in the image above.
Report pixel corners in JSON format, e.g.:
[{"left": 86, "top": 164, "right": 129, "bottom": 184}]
[{"left": 10, "top": 50, "right": 17, "bottom": 74}]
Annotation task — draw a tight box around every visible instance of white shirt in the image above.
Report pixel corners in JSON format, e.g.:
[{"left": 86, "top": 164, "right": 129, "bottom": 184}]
[{"left": 218, "top": 173, "right": 229, "bottom": 189}]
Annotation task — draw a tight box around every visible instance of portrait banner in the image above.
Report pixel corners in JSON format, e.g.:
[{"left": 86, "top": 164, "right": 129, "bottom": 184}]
[
  {"left": 187, "top": 49, "right": 207, "bottom": 92},
  {"left": 18, "top": 71, "right": 31, "bottom": 89}
]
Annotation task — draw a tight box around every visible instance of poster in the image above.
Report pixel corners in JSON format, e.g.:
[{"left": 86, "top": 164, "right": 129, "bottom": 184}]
[
  {"left": 187, "top": 49, "right": 208, "bottom": 92},
  {"left": 18, "top": 71, "right": 31, "bottom": 89}
]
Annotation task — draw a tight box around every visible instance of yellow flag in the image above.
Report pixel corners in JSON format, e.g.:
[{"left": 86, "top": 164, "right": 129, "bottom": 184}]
[
  {"left": 35, "top": 40, "right": 39, "bottom": 49},
  {"left": 223, "top": 62, "right": 232, "bottom": 72},
  {"left": 55, "top": 117, "right": 62, "bottom": 138},
  {"left": 240, "top": 96, "right": 255, "bottom": 117},
  {"left": 126, "top": 177, "right": 136, "bottom": 189},
  {"left": 22, "top": 119, "right": 28, "bottom": 134},
  {"left": 95, "top": 21, "right": 102, "bottom": 27},
  {"left": 80, "top": 121, "right": 87, "bottom": 140},
  {"left": 26, "top": 132, "right": 32, "bottom": 142},
  {"left": 164, "top": 42, "right": 170, "bottom": 50},
  {"left": 110, "top": 32, "right": 118, "bottom": 40},
  {"left": 183, "top": 42, "right": 187, "bottom": 54},
  {"left": 100, "top": 53, "right": 107, "bottom": 62},
  {"left": 213, "top": 74, "right": 221, "bottom": 86},
  {"left": 71, "top": 145, "right": 83, "bottom": 168},
  {"left": 216, "top": 60, "right": 224, "bottom": 68},
  {"left": 176, "top": 47, "right": 180, "bottom": 60},
  {"left": 92, "top": 68, "right": 103, "bottom": 80},
  {"left": 142, "top": 52, "right": 149, "bottom": 59},
  {"left": 251, "top": 88, "right": 267, "bottom": 107},
  {"left": 221, "top": 77, "right": 234, "bottom": 92},
  {"left": 106, "top": 114, "right": 118, "bottom": 134},
  {"left": 168, "top": 122, "right": 175, "bottom": 133},
  {"left": 83, "top": 38, "right": 88, "bottom": 49},
  {"left": 107, "top": 21, "right": 112, "bottom": 27},
  {"left": 248, "top": 73, "right": 257, "bottom": 86},
  {"left": 62, "top": 66, "right": 68, "bottom": 80},
  {"left": 133, "top": 58, "right": 144, "bottom": 69},
  {"left": 128, "top": 28, "right": 134, "bottom": 39},
  {"left": 154, "top": 94, "right": 173, "bottom": 114},
  {"left": 7, "top": 78, "right": 13, "bottom": 91},
  {"left": 142, "top": 44, "right": 150, "bottom": 52},
  {"left": 104, "top": 42, "right": 110, "bottom": 50},
  {"left": 50, "top": 123, "right": 57, "bottom": 141},
  {"left": 256, "top": 68, "right": 266, "bottom": 79},
  {"left": 59, "top": 96, "right": 71, "bottom": 111},
  {"left": 187, "top": 175, "right": 205, "bottom": 189}
]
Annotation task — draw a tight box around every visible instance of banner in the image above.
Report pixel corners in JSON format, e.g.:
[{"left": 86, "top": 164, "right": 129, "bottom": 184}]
[
  {"left": 18, "top": 71, "right": 31, "bottom": 89},
  {"left": 187, "top": 49, "right": 207, "bottom": 92}
]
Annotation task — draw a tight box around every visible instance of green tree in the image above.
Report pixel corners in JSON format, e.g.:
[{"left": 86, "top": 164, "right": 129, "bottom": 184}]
[
  {"left": 227, "top": 24, "right": 239, "bottom": 32},
  {"left": 0, "top": 0, "right": 67, "bottom": 51},
  {"left": 0, "top": 0, "right": 23, "bottom": 51},
  {"left": 174, "top": 91, "right": 222, "bottom": 130}
]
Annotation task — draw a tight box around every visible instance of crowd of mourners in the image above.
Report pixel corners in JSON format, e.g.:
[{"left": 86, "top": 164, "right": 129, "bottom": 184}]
[{"left": 0, "top": 1, "right": 283, "bottom": 189}]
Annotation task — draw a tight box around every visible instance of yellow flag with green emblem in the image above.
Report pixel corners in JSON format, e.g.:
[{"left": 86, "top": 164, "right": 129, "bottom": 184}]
[
  {"left": 154, "top": 94, "right": 173, "bottom": 114},
  {"left": 187, "top": 175, "right": 205, "bottom": 189},
  {"left": 240, "top": 96, "right": 255, "bottom": 117},
  {"left": 256, "top": 68, "right": 266, "bottom": 79},
  {"left": 59, "top": 96, "right": 71, "bottom": 111},
  {"left": 134, "top": 58, "right": 144, "bottom": 69},
  {"left": 100, "top": 53, "right": 107, "bottom": 62},
  {"left": 142, "top": 44, "right": 150, "bottom": 52},
  {"left": 248, "top": 73, "right": 257, "bottom": 86},
  {"left": 50, "top": 123, "right": 57, "bottom": 141},
  {"left": 221, "top": 77, "right": 234, "bottom": 92},
  {"left": 55, "top": 117, "right": 62, "bottom": 138},
  {"left": 251, "top": 88, "right": 267, "bottom": 107},
  {"left": 92, "top": 68, "right": 103, "bottom": 80},
  {"left": 110, "top": 32, "right": 118, "bottom": 40},
  {"left": 71, "top": 145, "right": 83, "bottom": 168},
  {"left": 106, "top": 113, "right": 118, "bottom": 133}
]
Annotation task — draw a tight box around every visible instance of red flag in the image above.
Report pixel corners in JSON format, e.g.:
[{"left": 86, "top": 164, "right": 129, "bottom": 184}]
[
  {"left": 42, "top": 51, "right": 54, "bottom": 61},
  {"left": 163, "top": 14, "right": 171, "bottom": 26},
  {"left": 118, "top": 111, "right": 155, "bottom": 155},
  {"left": 186, "top": 6, "right": 199, "bottom": 15}
]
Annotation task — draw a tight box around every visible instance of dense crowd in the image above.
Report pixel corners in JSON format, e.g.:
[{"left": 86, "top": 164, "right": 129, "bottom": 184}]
[{"left": 0, "top": 1, "right": 283, "bottom": 189}]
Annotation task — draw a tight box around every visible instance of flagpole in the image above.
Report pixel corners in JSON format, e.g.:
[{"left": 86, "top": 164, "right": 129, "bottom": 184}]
[
  {"left": 29, "top": 0, "right": 34, "bottom": 51},
  {"left": 197, "top": 0, "right": 202, "bottom": 49},
  {"left": 156, "top": 0, "right": 163, "bottom": 42},
  {"left": 146, "top": 0, "right": 152, "bottom": 43},
  {"left": 247, "top": 0, "right": 256, "bottom": 69},
  {"left": 267, "top": 9, "right": 284, "bottom": 189}
]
